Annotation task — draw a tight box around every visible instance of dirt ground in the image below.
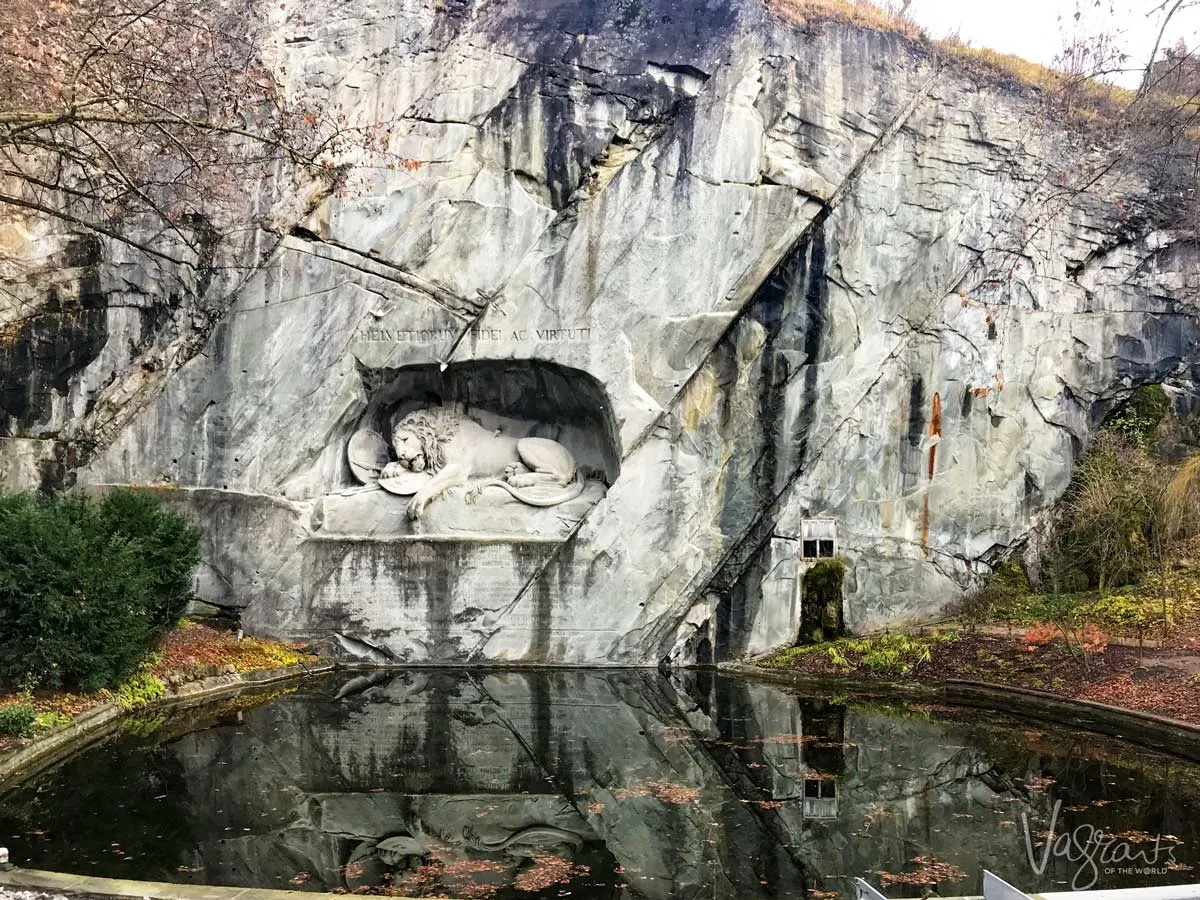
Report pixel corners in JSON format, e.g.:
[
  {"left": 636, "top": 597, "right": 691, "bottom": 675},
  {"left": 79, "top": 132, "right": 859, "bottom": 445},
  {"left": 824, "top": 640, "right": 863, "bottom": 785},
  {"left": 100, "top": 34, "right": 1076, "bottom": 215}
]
[
  {"left": 0, "top": 623, "right": 306, "bottom": 754},
  {"left": 771, "top": 629, "right": 1200, "bottom": 725}
]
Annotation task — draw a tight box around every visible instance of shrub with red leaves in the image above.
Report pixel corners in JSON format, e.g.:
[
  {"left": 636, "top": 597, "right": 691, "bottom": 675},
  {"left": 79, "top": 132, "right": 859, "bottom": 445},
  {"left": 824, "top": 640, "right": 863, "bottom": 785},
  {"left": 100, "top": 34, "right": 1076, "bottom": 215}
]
[{"left": 1022, "top": 622, "right": 1061, "bottom": 651}]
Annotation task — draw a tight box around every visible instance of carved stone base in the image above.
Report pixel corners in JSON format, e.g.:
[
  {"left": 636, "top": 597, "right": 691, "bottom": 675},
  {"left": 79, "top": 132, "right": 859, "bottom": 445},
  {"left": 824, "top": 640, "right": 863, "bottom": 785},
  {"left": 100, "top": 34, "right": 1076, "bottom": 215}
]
[
  {"left": 295, "top": 538, "right": 570, "bottom": 662},
  {"left": 318, "top": 481, "right": 607, "bottom": 539}
]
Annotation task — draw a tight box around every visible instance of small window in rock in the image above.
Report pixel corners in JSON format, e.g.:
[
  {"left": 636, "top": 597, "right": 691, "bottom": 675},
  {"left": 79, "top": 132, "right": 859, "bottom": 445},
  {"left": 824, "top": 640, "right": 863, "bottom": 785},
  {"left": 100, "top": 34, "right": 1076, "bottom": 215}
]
[
  {"left": 801, "top": 775, "right": 838, "bottom": 818},
  {"left": 803, "top": 777, "right": 837, "bottom": 799},
  {"left": 799, "top": 519, "right": 837, "bottom": 559}
]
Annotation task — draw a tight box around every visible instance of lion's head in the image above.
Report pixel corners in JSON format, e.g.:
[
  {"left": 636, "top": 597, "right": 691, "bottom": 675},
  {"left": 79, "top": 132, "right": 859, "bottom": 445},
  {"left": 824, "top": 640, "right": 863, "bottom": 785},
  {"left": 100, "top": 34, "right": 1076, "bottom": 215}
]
[{"left": 389, "top": 408, "right": 459, "bottom": 473}]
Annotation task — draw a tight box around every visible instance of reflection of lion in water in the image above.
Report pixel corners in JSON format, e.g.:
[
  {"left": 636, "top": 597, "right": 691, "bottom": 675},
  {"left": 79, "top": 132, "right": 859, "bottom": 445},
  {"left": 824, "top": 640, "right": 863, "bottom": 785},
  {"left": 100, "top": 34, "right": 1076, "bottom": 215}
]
[{"left": 382, "top": 408, "right": 584, "bottom": 520}]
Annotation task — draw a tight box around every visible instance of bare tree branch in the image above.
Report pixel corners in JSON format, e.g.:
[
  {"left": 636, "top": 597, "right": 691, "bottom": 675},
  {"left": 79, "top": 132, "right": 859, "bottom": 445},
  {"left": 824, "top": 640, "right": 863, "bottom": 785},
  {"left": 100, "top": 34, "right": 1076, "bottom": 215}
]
[{"left": 0, "top": 192, "right": 186, "bottom": 265}]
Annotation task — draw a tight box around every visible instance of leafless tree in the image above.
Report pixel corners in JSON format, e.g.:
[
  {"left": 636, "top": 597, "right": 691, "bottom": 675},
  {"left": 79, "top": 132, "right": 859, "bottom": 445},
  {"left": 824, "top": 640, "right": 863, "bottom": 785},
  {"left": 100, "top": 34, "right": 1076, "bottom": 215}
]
[{"left": 0, "top": 0, "right": 353, "bottom": 280}]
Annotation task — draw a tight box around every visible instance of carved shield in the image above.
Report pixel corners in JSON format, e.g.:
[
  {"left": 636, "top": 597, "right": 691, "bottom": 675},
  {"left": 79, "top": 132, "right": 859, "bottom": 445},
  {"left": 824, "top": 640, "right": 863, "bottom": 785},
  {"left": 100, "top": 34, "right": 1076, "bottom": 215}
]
[
  {"left": 378, "top": 471, "right": 433, "bottom": 496},
  {"left": 347, "top": 429, "right": 390, "bottom": 484}
]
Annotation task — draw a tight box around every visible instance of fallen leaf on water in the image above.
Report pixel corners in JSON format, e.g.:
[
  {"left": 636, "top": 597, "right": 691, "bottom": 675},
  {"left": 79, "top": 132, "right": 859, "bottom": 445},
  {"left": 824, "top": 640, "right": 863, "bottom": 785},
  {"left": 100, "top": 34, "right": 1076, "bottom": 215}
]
[
  {"left": 514, "top": 856, "right": 589, "bottom": 892},
  {"left": 877, "top": 856, "right": 967, "bottom": 886}
]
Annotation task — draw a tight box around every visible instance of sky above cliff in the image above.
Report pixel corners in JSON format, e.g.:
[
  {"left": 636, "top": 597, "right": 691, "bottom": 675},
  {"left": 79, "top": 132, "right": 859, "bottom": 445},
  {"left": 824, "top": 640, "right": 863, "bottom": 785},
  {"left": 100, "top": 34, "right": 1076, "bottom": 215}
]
[{"left": 908, "top": 0, "right": 1200, "bottom": 85}]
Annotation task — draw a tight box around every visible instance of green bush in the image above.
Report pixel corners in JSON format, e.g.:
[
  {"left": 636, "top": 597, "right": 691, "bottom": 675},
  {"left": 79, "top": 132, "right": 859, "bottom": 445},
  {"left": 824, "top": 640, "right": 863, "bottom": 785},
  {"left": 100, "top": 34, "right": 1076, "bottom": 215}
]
[
  {"left": 1102, "top": 384, "right": 1169, "bottom": 449},
  {"left": 800, "top": 558, "right": 847, "bottom": 643},
  {"left": 1055, "top": 432, "right": 1158, "bottom": 593},
  {"left": 959, "top": 560, "right": 1030, "bottom": 625},
  {"left": 0, "top": 701, "right": 37, "bottom": 737},
  {"left": 0, "top": 489, "right": 199, "bottom": 692}
]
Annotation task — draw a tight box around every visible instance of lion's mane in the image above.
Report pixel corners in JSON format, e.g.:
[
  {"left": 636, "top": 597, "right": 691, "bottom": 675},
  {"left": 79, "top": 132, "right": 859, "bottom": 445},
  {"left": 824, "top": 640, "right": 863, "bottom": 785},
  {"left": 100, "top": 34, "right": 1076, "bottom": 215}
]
[{"left": 390, "top": 408, "right": 460, "bottom": 472}]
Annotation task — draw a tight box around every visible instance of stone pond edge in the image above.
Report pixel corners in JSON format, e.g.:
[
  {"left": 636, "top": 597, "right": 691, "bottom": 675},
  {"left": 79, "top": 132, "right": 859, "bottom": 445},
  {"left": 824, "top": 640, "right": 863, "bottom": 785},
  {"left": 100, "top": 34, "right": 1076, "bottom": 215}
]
[
  {"left": 725, "top": 662, "right": 1200, "bottom": 763},
  {"left": 0, "top": 867, "right": 424, "bottom": 900},
  {"left": 1, "top": 663, "right": 1199, "bottom": 899},
  {"left": 0, "top": 659, "right": 336, "bottom": 791}
]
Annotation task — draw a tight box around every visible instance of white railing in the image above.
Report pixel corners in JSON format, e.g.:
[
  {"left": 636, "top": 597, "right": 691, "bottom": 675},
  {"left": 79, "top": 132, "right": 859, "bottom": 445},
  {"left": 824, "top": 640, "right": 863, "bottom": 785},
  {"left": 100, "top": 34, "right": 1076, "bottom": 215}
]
[{"left": 855, "top": 871, "right": 1200, "bottom": 900}]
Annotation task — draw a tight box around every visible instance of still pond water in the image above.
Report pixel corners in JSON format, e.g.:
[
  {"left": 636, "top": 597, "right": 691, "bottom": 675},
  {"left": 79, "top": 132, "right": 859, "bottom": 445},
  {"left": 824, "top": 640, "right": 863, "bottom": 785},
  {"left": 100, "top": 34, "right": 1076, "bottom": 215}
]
[{"left": 2, "top": 671, "right": 1200, "bottom": 899}]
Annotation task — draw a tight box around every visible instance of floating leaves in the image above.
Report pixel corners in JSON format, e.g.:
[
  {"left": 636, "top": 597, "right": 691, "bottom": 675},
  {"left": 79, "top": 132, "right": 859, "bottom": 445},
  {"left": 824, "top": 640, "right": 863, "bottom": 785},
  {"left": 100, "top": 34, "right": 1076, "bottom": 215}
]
[
  {"left": 613, "top": 781, "right": 700, "bottom": 805},
  {"left": 648, "top": 781, "right": 701, "bottom": 804},
  {"left": 658, "top": 725, "right": 694, "bottom": 744},
  {"left": 1109, "top": 830, "right": 1183, "bottom": 845},
  {"left": 392, "top": 859, "right": 509, "bottom": 899},
  {"left": 513, "top": 856, "right": 589, "bottom": 892},
  {"left": 612, "top": 787, "right": 650, "bottom": 801},
  {"left": 876, "top": 856, "right": 967, "bottom": 886}
]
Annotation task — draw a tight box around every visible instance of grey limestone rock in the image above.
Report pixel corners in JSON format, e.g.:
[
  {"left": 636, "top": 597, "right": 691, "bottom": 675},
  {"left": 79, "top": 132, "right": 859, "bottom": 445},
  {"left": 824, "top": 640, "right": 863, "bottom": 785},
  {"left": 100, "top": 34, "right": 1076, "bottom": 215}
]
[{"left": 2, "top": 0, "right": 1199, "bottom": 663}]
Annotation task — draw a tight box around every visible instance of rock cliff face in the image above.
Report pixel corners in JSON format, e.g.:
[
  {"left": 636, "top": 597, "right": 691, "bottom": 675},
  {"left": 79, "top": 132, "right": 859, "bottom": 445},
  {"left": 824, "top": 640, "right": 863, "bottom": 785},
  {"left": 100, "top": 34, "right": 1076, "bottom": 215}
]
[{"left": 2, "top": 0, "right": 1199, "bottom": 664}]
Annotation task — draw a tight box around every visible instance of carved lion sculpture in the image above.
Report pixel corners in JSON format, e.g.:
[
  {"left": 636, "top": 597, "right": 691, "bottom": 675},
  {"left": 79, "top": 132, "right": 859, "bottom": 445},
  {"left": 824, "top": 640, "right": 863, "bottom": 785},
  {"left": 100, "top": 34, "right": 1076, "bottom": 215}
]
[{"left": 381, "top": 408, "right": 584, "bottom": 520}]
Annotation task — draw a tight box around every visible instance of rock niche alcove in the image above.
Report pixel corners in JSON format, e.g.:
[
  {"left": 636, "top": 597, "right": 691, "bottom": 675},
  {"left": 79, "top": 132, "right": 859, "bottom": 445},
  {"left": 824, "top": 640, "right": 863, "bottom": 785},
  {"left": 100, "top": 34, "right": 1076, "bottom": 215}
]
[
  {"left": 298, "top": 361, "right": 619, "bottom": 662},
  {"left": 318, "top": 360, "right": 618, "bottom": 540}
]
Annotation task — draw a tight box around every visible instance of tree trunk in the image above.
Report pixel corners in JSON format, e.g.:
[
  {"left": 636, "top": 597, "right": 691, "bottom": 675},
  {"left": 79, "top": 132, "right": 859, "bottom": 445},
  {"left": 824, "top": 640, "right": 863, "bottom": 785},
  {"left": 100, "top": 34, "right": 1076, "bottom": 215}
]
[{"left": 1159, "top": 548, "right": 1170, "bottom": 643}]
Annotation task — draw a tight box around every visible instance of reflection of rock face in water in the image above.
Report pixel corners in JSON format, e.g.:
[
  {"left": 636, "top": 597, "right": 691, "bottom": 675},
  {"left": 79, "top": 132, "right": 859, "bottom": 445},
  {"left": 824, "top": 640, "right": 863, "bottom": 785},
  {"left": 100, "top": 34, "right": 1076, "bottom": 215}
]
[{"left": 4, "top": 672, "right": 1200, "bottom": 898}]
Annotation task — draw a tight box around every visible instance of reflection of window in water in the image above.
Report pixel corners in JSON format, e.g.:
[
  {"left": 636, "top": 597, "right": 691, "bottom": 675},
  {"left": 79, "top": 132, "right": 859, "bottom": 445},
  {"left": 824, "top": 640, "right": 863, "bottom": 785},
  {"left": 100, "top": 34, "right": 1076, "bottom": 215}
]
[
  {"left": 798, "top": 700, "right": 847, "bottom": 776},
  {"left": 800, "top": 519, "right": 837, "bottom": 559},
  {"left": 802, "top": 775, "right": 839, "bottom": 819}
]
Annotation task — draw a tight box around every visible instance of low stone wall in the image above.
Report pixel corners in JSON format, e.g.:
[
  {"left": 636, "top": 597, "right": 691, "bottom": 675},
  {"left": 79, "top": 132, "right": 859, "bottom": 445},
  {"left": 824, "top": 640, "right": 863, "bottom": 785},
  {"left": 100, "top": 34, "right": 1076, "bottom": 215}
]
[
  {"left": 0, "top": 868, "right": 403, "bottom": 900},
  {"left": 0, "top": 660, "right": 335, "bottom": 791}
]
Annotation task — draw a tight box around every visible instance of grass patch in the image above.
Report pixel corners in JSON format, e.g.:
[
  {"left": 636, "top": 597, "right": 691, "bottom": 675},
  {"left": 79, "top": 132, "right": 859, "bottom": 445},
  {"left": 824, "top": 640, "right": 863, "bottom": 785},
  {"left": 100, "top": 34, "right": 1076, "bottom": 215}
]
[
  {"left": 771, "top": 0, "right": 924, "bottom": 40},
  {"left": 111, "top": 670, "right": 168, "bottom": 711},
  {"left": 0, "top": 621, "right": 311, "bottom": 751},
  {"left": 765, "top": 629, "right": 958, "bottom": 676},
  {"left": 33, "top": 710, "right": 71, "bottom": 731},
  {"left": 0, "top": 702, "right": 65, "bottom": 739},
  {"left": 767, "top": 0, "right": 1132, "bottom": 112},
  {"left": 987, "top": 576, "right": 1198, "bottom": 639}
]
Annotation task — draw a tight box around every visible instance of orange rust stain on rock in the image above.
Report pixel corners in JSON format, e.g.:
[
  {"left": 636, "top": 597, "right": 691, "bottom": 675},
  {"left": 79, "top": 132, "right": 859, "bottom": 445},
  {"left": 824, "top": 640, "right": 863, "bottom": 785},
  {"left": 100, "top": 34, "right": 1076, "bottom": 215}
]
[
  {"left": 922, "top": 392, "right": 942, "bottom": 551},
  {"left": 927, "top": 391, "right": 941, "bottom": 480}
]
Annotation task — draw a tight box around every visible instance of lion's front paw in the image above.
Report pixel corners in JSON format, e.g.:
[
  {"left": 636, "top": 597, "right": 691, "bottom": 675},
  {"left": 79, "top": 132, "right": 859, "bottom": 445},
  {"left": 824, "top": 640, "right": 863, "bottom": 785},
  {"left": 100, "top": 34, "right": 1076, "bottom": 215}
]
[
  {"left": 406, "top": 494, "right": 430, "bottom": 520},
  {"left": 380, "top": 461, "right": 406, "bottom": 479}
]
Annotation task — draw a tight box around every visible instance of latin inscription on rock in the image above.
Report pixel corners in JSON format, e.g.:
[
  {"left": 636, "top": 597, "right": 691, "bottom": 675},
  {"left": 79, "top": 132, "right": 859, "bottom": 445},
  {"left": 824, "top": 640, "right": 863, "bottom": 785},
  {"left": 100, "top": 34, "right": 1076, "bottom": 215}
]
[{"left": 354, "top": 326, "right": 593, "bottom": 343}]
